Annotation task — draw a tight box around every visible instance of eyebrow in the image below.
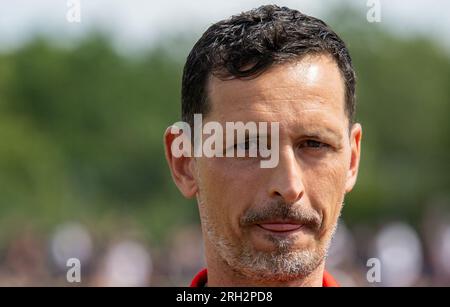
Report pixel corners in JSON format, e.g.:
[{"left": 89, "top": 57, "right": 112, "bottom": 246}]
[
  {"left": 235, "top": 125, "right": 343, "bottom": 143},
  {"left": 299, "top": 127, "right": 343, "bottom": 142}
]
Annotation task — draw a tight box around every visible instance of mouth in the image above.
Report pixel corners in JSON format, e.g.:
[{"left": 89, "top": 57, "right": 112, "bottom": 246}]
[
  {"left": 249, "top": 220, "right": 316, "bottom": 249},
  {"left": 256, "top": 222, "right": 303, "bottom": 233}
]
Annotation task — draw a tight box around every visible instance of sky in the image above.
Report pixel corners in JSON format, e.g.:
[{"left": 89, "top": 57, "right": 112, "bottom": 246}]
[{"left": 0, "top": 0, "right": 449, "bottom": 52}]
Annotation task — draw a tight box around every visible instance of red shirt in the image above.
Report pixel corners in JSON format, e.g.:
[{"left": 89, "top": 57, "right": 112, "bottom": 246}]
[{"left": 190, "top": 268, "right": 339, "bottom": 287}]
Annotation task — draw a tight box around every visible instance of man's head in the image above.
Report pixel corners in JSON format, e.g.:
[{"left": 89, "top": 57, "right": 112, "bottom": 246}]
[{"left": 165, "top": 5, "right": 362, "bottom": 285}]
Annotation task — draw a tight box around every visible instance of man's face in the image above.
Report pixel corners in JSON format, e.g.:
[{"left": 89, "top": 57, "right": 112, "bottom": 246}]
[{"left": 171, "top": 54, "right": 361, "bottom": 282}]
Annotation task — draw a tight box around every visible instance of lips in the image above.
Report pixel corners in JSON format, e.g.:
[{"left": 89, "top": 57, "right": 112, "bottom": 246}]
[{"left": 257, "top": 223, "right": 302, "bottom": 232}]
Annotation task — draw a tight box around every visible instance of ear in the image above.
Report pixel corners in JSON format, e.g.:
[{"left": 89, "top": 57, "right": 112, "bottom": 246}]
[
  {"left": 345, "top": 123, "right": 362, "bottom": 193},
  {"left": 164, "top": 126, "right": 198, "bottom": 198}
]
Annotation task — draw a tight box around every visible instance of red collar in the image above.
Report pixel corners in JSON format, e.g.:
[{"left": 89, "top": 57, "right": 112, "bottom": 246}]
[{"left": 190, "top": 268, "right": 339, "bottom": 287}]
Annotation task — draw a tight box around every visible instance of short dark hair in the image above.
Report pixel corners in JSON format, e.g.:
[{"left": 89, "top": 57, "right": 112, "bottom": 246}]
[{"left": 181, "top": 5, "right": 356, "bottom": 126}]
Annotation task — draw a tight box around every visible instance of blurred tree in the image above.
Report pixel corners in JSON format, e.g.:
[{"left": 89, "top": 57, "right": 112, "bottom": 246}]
[
  {"left": 328, "top": 9, "right": 450, "bottom": 224},
  {"left": 0, "top": 14, "right": 448, "bottom": 244}
]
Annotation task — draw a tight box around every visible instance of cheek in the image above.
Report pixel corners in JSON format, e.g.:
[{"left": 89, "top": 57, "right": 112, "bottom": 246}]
[
  {"left": 302, "top": 156, "right": 348, "bottom": 230},
  {"left": 197, "top": 158, "right": 261, "bottom": 236}
]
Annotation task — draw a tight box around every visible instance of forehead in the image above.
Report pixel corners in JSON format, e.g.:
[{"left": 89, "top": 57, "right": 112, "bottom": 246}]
[{"left": 206, "top": 54, "right": 347, "bottom": 129}]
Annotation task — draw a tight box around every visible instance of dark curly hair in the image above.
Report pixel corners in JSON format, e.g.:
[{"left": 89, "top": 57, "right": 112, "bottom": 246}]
[{"left": 181, "top": 5, "right": 356, "bottom": 126}]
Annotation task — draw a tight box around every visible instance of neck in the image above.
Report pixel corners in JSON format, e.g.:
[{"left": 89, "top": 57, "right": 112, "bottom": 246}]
[{"left": 204, "top": 240, "right": 325, "bottom": 287}]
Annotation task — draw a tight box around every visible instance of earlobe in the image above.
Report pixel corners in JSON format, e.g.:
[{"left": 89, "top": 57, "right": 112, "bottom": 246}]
[
  {"left": 345, "top": 123, "right": 362, "bottom": 193},
  {"left": 164, "top": 126, "right": 198, "bottom": 198}
]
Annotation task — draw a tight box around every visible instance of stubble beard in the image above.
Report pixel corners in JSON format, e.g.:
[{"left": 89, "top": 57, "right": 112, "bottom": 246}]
[{"left": 198, "top": 198, "right": 338, "bottom": 283}]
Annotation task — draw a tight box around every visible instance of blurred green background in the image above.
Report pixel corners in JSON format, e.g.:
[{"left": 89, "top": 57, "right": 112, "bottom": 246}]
[{"left": 0, "top": 1, "right": 449, "bottom": 286}]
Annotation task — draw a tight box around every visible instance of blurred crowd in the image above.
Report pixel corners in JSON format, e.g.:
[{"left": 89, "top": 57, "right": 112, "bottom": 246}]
[{"left": 1, "top": 203, "right": 449, "bottom": 287}]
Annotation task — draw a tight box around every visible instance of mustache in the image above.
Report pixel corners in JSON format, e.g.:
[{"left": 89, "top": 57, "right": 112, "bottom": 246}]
[{"left": 240, "top": 199, "right": 322, "bottom": 231}]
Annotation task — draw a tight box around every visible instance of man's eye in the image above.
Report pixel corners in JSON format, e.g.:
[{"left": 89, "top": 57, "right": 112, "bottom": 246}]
[
  {"left": 301, "top": 140, "right": 329, "bottom": 149},
  {"left": 235, "top": 140, "right": 257, "bottom": 151}
]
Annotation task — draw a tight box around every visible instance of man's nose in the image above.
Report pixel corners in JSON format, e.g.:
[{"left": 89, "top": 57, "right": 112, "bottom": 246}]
[{"left": 267, "top": 147, "right": 304, "bottom": 204}]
